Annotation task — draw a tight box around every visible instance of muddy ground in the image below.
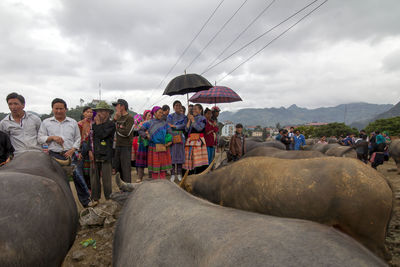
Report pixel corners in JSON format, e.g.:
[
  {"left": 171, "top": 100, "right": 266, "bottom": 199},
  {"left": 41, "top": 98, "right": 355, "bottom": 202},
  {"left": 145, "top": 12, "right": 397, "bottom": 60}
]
[{"left": 62, "top": 159, "right": 400, "bottom": 267}]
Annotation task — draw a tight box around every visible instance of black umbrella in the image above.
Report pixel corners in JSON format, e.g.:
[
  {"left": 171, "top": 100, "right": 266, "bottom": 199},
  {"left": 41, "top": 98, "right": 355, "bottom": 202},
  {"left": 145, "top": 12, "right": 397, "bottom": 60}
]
[{"left": 163, "top": 73, "right": 213, "bottom": 96}]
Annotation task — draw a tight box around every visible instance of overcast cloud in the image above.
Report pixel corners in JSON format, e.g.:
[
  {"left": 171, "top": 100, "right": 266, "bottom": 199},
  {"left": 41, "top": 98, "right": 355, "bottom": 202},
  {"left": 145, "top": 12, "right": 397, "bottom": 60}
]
[{"left": 0, "top": 0, "right": 399, "bottom": 114}]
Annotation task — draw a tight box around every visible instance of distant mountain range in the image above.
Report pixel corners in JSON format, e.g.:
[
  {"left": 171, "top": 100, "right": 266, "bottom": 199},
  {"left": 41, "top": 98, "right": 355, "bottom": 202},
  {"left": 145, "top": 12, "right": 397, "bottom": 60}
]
[
  {"left": 219, "top": 102, "right": 396, "bottom": 128},
  {"left": 350, "top": 101, "right": 400, "bottom": 129}
]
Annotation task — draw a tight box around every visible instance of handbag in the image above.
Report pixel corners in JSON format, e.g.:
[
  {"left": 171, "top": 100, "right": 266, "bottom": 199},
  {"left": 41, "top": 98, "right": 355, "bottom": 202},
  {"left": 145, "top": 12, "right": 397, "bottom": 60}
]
[
  {"left": 155, "top": 144, "right": 167, "bottom": 152},
  {"left": 173, "top": 134, "right": 182, "bottom": 144}
]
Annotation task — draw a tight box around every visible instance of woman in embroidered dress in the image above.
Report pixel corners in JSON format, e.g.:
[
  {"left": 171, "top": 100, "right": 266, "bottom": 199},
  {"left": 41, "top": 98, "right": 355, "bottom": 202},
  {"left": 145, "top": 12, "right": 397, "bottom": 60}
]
[
  {"left": 167, "top": 100, "right": 187, "bottom": 182},
  {"left": 139, "top": 106, "right": 172, "bottom": 179},
  {"left": 77, "top": 106, "right": 94, "bottom": 189},
  {"left": 183, "top": 104, "right": 208, "bottom": 174},
  {"left": 135, "top": 110, "right": 152, "bottom": 182},
  {"left": 204, "top": 108, "right": 219, "bottom": 165}
]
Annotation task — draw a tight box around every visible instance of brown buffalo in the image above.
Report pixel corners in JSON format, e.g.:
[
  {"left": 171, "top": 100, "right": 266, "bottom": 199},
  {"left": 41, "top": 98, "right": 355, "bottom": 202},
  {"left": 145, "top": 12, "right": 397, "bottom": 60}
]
[
  {"left": 114, "top": 180, "right": 386, "bottom": 267},
  {"left": 243, "top": 146, "right": 327, "bottom": 159},
  {"left": 389, "top": 140, "right": 400, "bottom": 173},
  {"left": 181, "top": 156, "right": 393, "bottom": 259}
]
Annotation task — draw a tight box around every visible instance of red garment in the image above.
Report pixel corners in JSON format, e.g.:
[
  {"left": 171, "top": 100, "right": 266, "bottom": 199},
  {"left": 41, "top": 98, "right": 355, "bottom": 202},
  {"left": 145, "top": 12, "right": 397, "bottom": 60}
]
[
  {"left": 131, "top": 136, "right": 139, "bottom": 161},
  {"left": 204, "top": 120, "right": 219, "bottom": 147}
]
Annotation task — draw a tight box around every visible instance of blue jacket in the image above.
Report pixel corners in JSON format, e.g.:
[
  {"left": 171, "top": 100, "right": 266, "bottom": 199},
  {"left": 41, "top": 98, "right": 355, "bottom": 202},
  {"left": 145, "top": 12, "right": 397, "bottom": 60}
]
[{"left": 293, "top": 134, "right": 305, "bottom": 150}]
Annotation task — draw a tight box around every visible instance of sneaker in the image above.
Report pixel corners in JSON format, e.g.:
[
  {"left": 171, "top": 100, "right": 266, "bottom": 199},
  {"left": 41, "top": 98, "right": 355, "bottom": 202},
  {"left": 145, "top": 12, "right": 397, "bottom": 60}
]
[
  {"left": 177, "top": 175, "right": 182, "bottom": 181},
  {"left": 170, "top": 175, "right": 176, "bottom": 183}
]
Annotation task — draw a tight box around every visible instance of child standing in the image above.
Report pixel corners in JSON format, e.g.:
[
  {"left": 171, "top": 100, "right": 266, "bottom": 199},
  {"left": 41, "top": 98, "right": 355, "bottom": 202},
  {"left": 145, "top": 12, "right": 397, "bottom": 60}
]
[{"left": 229, "top": 124, "right": 246, "bottom": 161}]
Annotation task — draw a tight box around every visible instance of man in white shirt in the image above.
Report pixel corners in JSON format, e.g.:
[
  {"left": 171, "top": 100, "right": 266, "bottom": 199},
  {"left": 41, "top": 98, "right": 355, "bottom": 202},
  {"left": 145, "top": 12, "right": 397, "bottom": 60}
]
[
  {"left": 0, "top": 92, "right": 42, "bottom": 155},
  {"left": 38, "top": 98, "right": 93, "bottom": 207}
]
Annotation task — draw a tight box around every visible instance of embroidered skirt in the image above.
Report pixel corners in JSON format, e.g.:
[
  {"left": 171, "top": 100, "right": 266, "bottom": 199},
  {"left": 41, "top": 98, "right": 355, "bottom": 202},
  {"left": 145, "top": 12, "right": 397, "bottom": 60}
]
[
  {"left": 148, "top": 145, "right": 172, "bottom": 173},
  {"left": 183, "top": 134, "right": 208, "bottom": 170}
]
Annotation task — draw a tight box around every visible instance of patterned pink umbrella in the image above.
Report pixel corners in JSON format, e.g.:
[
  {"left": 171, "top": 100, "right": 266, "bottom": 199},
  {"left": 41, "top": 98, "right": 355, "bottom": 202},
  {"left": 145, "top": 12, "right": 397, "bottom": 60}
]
[{"left": 189, "top": 86, "right": 242, "bottom": 104}]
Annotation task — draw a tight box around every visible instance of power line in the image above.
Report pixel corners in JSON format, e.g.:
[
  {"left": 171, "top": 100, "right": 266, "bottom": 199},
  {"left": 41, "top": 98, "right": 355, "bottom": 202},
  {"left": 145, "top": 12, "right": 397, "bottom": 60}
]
[
  {"left": 185, "top": 0, "right": 249, "bottom": 71},
  {"left": 137, "top": 0, "right": 225, "bottom": 113},
  {"left": 156, "top": 0, "right": 225, "bottom": 89},
  {"left": 202, "top": 0, "right": 319, "bottom": 75},
  {"left": 202, "top": 0, "right": 276, "bottom": 75},
  {"left": 217, "top": 0, "right": 328, "bottom": 83}
]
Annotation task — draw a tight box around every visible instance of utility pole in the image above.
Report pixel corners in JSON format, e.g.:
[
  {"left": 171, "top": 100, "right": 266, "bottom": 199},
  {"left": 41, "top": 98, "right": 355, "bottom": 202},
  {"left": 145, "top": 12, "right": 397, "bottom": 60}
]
[
  {"left": 99, "top": 82, "right": 102, "bottom": 100},
  {"left": 343, "top": 104, "right": 347, "bottom": 124}
]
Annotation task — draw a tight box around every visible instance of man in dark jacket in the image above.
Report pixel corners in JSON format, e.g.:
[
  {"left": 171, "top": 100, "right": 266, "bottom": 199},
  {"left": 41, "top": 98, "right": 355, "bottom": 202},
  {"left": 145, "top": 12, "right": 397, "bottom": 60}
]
[
  {"left": 112, "top": 99, "right": 134, "bottom": 183},
  {"left": 229, "top": 124, "right": 246, "bottom": 161},
  {"left": 355, "top": 134, "right": 368, "bottom": 163},
  {"left": 91, "top": 101, "right": 116, "bottom": 202}
]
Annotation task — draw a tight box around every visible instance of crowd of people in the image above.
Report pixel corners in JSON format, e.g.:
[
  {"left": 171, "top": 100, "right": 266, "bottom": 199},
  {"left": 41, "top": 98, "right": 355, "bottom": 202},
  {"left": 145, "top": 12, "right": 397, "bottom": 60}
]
[
  {"left": 337, "top": 130, "right": 391, "bottom": 169},
  {"left": 275, "top": 127, "right": 306, "bottom": 150},
  {"left": 2, "top": 92, "right": 392, "bottom": 209},
  {"left": 275, "top": 126, "right": 392, "bottom": 169},
  {"left": 0, "top": 92, "right": 246, "bottom": 208}
]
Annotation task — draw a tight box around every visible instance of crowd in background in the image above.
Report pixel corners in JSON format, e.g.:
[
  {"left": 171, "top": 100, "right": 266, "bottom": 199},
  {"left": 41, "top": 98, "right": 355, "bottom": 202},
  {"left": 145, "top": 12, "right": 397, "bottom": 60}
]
[
  {"left": 0, "top": 92, "right": 247, "bottom": 208},
  {"left": 275, "top": 126, "right": 392, "bottom": 169}
]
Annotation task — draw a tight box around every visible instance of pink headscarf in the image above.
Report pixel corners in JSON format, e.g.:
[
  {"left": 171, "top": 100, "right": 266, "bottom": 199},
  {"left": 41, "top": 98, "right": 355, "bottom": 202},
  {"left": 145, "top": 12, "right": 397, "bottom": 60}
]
[
  {"left": 143, "top": 110, "right": 152, "bottom": 121},
  {"left": 151, "top": 106, "right": 161, "bottom": 116}
]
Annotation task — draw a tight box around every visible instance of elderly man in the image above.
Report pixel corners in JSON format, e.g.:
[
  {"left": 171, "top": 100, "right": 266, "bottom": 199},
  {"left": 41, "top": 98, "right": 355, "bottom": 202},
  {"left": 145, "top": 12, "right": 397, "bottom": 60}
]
[
  {"left": 0, "top": 92, "right": 42, "bottom": 155},
  {"left": 90, "top": 101, "right": 115, "bottom": 204},
  {"left": 38, "top": 98, "right": 92, "bottom": 207}
]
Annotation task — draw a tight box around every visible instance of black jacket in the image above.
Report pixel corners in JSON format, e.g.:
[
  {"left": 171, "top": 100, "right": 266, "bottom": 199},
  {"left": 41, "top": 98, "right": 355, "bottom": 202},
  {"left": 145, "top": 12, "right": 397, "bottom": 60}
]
[{"left": 91, "top": 121, "right": 115, "bottom": 161}]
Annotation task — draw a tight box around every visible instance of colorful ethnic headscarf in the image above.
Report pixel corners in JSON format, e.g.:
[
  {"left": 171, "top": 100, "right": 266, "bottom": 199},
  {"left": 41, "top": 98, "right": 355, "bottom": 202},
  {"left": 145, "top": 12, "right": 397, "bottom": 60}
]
[{"left": 151, "top": 106, "right": 161, "bottom": 116}]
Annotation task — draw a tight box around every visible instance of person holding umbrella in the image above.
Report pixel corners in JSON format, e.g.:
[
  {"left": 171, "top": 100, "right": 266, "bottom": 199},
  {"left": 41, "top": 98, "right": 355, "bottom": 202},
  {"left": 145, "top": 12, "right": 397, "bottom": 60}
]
[
  {"left": 183, "top": 104, "right": 208, "bottom": 174},
  {"left": 139, "top": 106, "right": 173, "bottom": 179},
  {"left": 167, "top": 100, "right": 187, "bottom": 182}
]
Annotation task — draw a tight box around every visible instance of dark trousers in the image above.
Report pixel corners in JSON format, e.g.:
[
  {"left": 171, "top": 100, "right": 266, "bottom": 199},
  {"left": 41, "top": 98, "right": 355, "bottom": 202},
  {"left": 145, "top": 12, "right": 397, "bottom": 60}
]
[
  {"left": 50, "top": 150, "right": 91, "bottom": 207},
  {"left": 114, "top": 146, "right": 132, "bottom": 183},
  {"left": 357, "top": 153, "right": 368, "bottom": 164},
  {"left": 73, "top": 158, "right": 91, "bottom": 206},
  {"left": 91, "top": 160, "right": 112, "bottom": 201}
]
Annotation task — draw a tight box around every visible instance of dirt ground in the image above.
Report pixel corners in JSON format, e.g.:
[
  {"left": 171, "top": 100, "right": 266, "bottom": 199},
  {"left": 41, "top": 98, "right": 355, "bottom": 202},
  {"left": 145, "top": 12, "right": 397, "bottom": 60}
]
[{"left": 62, "top": 160, "right": 400, "bottom": 267}]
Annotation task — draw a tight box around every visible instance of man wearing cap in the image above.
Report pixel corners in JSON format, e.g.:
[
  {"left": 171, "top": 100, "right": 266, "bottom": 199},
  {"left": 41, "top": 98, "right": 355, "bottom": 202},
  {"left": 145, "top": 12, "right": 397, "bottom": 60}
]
[
  {"left": 90, "top": 101, "right": 115, "bottom": 203},
  {"left": 0, "top": 92, "right": 42, "bottom": 155},
  {"left": 112, "top": 99, "right": 134, "bottom": 183}
]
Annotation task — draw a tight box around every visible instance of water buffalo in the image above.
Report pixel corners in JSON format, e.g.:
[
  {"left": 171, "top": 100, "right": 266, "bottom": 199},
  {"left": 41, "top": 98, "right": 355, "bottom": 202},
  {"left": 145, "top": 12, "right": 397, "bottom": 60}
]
[
  {"left": 325, "top": 145, "right": 357, "bottom": 158},
  {"left": 310, "top": 143, "right": 340, "bottom": 153},
  {"left": 305, "top": 138, "right": 319, "bottom": 145},
  {"left": 181, "top": 156, "right": 392, "bottom": 259},
  {"left": 389, "top": 140, "right": 400, "bottom": 173},
  {"left": 242, "top": 146, "right": 327, "bottom": 159},
  {"left": 0, "top": 152, "right": 78, "bottom": 267},
  {"left": 245, "top": 140, "right": 285, "bottom": 152},
  {"left": 113, "top": 180, "right": 386, "bottom": 266}
]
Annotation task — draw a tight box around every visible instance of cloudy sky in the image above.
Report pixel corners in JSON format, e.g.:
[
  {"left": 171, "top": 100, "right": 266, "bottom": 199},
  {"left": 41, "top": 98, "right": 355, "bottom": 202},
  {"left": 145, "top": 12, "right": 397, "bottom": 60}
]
[{"left": 1, "top": 0, "right": 399, "bottom": 114}]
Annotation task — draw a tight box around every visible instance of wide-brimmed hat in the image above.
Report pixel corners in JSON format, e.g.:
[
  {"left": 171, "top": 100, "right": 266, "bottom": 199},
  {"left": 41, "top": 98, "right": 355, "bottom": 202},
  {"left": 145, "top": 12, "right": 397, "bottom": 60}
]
[{"left": 93, "top": 101, "right": 114, "bottom": 114}]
